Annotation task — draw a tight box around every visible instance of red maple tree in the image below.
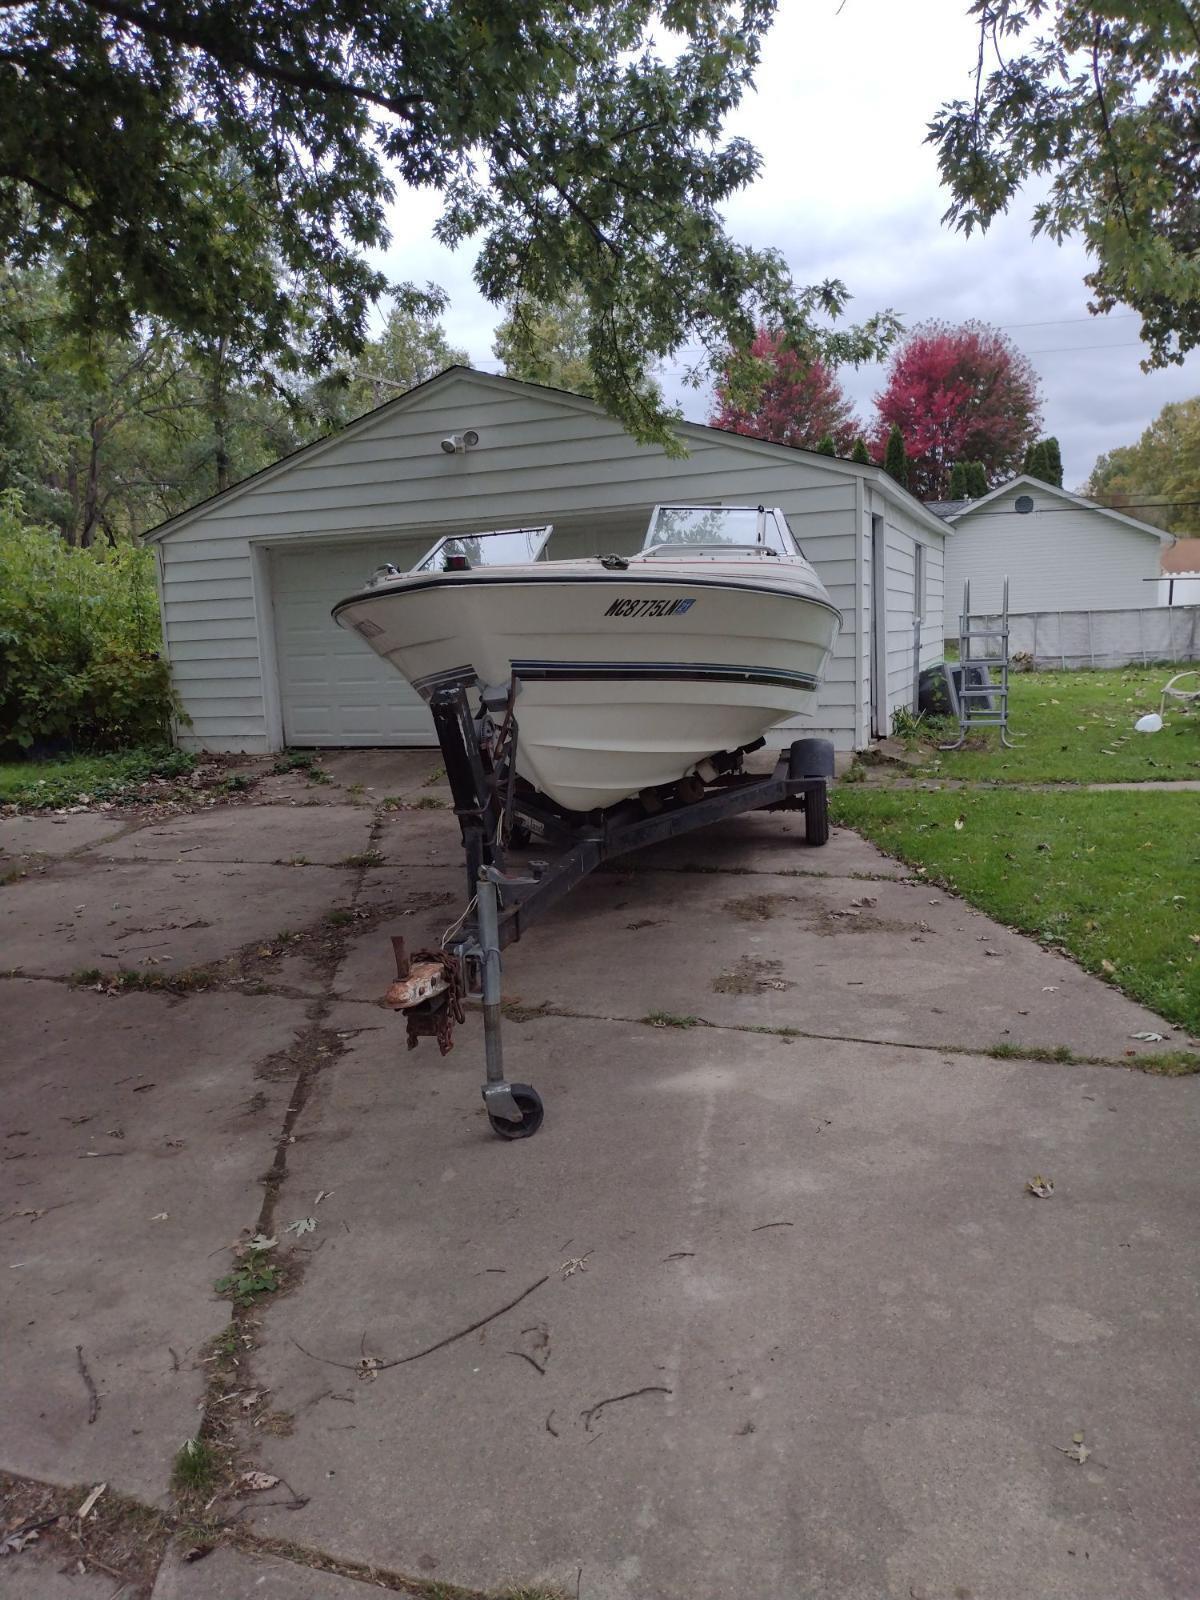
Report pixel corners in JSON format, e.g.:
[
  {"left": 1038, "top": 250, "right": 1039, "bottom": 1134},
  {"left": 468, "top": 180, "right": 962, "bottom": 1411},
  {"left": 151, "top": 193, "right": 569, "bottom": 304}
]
[
  {"left": 710, "top": 328, "right": 862, "bottom": 453},
  {"left": 872, "top": 321, "right": 1041, "bottom": 500}
]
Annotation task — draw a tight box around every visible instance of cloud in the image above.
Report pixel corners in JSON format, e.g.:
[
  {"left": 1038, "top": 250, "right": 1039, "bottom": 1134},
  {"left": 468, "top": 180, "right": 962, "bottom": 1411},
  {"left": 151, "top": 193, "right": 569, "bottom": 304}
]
[{"left": 372, "top": 0, "right": 1199, "bottom": 486}]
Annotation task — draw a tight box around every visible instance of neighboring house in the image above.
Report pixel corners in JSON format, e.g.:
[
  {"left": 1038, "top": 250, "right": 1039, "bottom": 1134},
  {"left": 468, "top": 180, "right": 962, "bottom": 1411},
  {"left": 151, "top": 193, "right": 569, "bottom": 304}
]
[
  {"left": 143, "top": 366, "right": 948, "bottom": 756},
  {"left": 928, "top": 474, "right": 1173, "bottom": 637},
  {"left": 1159, "top": 538, "right": 1200, "bottom": 607}
]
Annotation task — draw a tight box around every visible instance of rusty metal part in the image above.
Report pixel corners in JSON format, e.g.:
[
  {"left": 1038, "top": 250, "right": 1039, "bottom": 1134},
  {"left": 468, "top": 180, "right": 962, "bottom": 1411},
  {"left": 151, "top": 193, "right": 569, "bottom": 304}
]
[{"left": 384, "top": 938, "right": 465, "bottom": 1056}]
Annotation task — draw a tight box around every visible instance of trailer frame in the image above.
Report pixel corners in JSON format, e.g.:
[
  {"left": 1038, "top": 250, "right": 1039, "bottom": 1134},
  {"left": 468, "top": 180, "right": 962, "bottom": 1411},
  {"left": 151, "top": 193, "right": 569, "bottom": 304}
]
[{"left": 386, "top": 680, "right": 833, "bottom": 1139}]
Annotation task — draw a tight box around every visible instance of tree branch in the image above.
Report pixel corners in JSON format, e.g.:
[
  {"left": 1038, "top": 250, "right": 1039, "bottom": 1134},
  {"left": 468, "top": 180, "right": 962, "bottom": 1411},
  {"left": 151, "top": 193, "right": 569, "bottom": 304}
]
[
  {"left": 1091, "top": 20, "right": 1132, "bottom": 233},
  {"left": 76, "top": 0, "right": 426, "bottom": 119}
]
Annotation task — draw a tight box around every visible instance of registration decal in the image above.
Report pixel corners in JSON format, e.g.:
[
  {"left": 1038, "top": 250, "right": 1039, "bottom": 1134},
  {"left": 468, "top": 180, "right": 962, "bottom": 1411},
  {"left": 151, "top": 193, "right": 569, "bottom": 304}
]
[{"left": 604, "top": 596, "right": 696, "bottom": 619}]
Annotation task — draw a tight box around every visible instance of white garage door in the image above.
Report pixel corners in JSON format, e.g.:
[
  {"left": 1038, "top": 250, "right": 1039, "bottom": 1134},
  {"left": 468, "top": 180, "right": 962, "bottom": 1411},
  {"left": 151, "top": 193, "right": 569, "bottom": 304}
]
[{"left": 272, "top": 538, "right": 437, "bottom": 746}]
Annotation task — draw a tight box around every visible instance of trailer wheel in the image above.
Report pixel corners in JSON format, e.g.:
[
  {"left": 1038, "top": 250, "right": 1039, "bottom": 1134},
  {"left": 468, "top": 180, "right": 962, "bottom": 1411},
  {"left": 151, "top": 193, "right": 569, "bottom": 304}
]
[
  {"left": 803, "top": 785, "right": 830, "bottom": 847},
  {"left": 487, "top": 1083, "right": 544, "bottom": 1140}
]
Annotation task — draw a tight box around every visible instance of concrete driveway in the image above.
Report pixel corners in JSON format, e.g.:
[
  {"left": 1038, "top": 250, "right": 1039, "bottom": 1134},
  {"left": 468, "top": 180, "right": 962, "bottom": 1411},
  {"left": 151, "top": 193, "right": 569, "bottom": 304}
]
[{"left": 2, "top": 755, "right": 1198, "bottom": 1600}]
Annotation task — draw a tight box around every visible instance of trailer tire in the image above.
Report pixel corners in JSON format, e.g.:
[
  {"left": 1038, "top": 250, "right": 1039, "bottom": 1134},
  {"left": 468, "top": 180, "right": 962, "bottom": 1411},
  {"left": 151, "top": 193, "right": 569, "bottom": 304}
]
[
  {"left": 803, "top": 785, "right": 830, "bottom": 847},
  {"left": 487, "top": 1083, "right": 544, "bottom": 1140},
  {"left": 788, "top": 737, "right": 835, "bottom": 779}
]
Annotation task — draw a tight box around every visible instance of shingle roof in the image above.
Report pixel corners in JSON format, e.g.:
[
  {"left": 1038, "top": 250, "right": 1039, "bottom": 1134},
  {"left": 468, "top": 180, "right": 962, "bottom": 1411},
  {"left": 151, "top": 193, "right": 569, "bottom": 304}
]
[{"left": 1163, "top": 537, "right": 1200, "bottom": 574}]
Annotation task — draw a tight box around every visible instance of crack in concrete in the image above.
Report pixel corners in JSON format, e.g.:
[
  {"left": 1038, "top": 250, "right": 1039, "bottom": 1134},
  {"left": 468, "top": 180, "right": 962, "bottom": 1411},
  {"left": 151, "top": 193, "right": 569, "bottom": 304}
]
[
  {"left": 149, "top": 802, "right": 412, "bottom": 1584},
  {"left": 0, "top": 1466, "right": 564, "bottom": 1600},
  {"left": 484, "top": 998, "right": 1196, "bottom": 1075}
]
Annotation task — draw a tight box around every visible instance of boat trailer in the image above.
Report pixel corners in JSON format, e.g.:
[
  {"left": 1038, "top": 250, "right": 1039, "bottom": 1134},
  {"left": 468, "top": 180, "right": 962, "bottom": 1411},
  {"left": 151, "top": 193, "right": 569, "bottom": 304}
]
[{"left": 385, "top": 681, "right": 834, "bottom": 1139}]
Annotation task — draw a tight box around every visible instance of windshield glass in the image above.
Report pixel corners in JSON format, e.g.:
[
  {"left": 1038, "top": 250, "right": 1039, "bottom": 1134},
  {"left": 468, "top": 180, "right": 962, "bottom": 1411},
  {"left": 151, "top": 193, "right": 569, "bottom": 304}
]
[
  {"left": 415, "top": 526, "right": 553, "bottom": 572},
  {"left": 645, "top": 506, "right": 789, "bottom": 553}
]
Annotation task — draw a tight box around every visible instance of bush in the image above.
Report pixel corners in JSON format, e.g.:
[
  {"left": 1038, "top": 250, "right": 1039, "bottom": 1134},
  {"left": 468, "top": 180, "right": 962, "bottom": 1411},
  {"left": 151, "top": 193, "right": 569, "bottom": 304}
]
[{"left": 0, "top": 493, "right": 182, "bottom": 750}]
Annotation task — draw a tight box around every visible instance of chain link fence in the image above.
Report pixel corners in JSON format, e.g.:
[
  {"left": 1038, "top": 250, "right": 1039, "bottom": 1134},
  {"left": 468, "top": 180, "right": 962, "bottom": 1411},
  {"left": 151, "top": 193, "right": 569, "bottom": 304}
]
[{"left": 964, "top": 606, "right": 1200, "bottom": 670}]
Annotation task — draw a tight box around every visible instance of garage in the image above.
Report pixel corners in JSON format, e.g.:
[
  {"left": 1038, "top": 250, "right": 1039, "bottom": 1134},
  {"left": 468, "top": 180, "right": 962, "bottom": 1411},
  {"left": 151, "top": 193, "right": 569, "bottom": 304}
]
[{"left": 145, "top": 365, "right": 948, "bottom": 755}]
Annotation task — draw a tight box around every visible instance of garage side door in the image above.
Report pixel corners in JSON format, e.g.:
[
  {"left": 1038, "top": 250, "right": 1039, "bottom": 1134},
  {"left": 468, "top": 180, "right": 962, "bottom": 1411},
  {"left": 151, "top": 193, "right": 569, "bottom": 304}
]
[{"left": 271, "top": 539, "right": 436, "bottom": 746}]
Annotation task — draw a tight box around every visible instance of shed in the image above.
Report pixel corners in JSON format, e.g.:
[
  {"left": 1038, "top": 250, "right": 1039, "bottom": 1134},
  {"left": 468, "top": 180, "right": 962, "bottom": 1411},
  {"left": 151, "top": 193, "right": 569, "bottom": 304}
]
[
  {"left": 145, "top": 367, "right": 948, "bottom": 755},
  {"left": 930, "top": 474, "right": 1173, "bottom": 636}
]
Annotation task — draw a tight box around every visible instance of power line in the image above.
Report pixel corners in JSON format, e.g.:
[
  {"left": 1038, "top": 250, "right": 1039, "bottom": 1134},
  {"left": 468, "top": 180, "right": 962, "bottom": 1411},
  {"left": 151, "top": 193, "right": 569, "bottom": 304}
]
[{"left": 1016, "top": 341, "right": 1146, "bottom": 355}]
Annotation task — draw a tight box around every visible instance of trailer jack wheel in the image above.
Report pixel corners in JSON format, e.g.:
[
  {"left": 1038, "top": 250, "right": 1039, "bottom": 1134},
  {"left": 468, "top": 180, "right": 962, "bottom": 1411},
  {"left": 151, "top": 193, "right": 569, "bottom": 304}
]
[{"left": 484, "top": 1082, "right": 544, "bottom": 1140}]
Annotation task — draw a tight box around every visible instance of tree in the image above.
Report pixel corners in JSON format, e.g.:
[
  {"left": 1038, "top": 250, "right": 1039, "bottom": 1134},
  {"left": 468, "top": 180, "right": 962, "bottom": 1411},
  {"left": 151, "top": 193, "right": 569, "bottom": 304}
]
[
  {"left": 850, "top": 437, "right": 871, "bottom": 464},
  {"left": 1024, "top": 440, "right": 1050, "bottom": 482},
  {"left": 1042, "top": 437, "right": 1064, "bottom": 489},
  {"left": 948, "top": 461, "right": 969, "bottom": 499},
  {"left": 816, "top": 435, "right": 836, "bottom": 456},
  {"left": 965, "top": 461, "right": 988, "bottom": 498},
  {"left": 884, "top": 425, "right": 909, "bottom": 490},
  {"left": 709, "top": 328, "right": 861, "bottom": 452},
  {"left": 1, "top": 0, "right": 899, "bottom": 451},
  {"left": 929, "top": 3, "right": 1200, "bottom": 369},
  {"left": 1086, "top": 398, "right": 1200, "bottom": 536},
  {"left": 493, "top": 287, "right": 597, "bottom": 398},
  {"left": 0, "top": 261, "right": 302, "bottom": 541},
  {"left": 872, "top": 320, "right": 1041, "bottom": 500},
  {"left": 313, "top": 297, "right": 470, "bottom": 428}
]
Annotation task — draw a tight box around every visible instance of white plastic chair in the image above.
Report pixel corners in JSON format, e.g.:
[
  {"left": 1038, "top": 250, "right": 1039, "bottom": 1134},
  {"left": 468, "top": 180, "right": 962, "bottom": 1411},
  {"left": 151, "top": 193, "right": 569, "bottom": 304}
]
[{"left": 1158, "top": 670, "right": 1200, "bottom": 717}]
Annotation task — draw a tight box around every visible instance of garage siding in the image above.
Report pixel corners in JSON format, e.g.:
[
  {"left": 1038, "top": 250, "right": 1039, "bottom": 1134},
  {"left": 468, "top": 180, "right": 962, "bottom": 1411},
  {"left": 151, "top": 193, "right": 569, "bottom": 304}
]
[
  {"left": 154, "top": 368, "right": 944, "bottom": 755},
  {"left": 941, "top": 484, "right": 1165, "bottom": 635}
]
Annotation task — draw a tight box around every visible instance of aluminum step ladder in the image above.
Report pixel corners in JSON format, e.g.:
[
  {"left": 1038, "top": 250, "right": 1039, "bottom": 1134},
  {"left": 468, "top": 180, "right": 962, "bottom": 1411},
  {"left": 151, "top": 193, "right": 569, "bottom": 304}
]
[{"left": 941, "top": 577, "right": 1017, "bottom": 750}]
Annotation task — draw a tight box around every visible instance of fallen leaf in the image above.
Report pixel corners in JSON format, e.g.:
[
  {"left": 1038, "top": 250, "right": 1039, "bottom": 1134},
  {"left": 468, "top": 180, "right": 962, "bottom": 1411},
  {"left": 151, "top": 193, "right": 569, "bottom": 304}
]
[
  {"left": 285, "top": 1217, "right": 316, "bottom": 1236},
  {"left": 239, "top": 1392, "right": 261, "bottom": 1411},
  {"left": 314, "top": 1190, "right": 333, "bottom": 1206},
  {"left": 246, "top": 1234, "right": 277, "bottom": 1250},
  {"left": 357, "top": 1356, "right": 381, "bottom": 1382},
  {"left": 1057, "top": 1438, "right": 1091, "bottom": 1464},
  {"left": 0, "top": 1529, "right": 40, "bottom": 1555},
  {"left": 1042, "top": 986, "right": 1059, "bottom": 993},
  {"left": 237, "top": 1471, "right": 279, "bottom": 1492},
  {"left": 848, "top": 896, "right": 877, "bottom": 909},
  {"left": 1130, "top": 1032, "right": 1165, "bottom": 1043},
  {"left": 1101, "top": 959, "right": 1116, "bottom": 974},
  {"left": 953, "top": 815, "right": 965, "bottom": 831},
  {"left": 1026, "top": 1176, "right": 1054, "bottom": 1198},
  {"left": 75, "top": 1483, "right": 106, "bottom": 1520},
  {"left": 150, "top": 1212, "right": 169, "bottom": 1222}
]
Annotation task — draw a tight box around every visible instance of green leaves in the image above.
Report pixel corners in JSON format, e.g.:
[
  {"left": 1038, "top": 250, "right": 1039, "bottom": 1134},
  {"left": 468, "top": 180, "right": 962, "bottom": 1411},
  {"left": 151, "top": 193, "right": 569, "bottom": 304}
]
[
  {"left": 929, "top": 2, "right": 1200, "bottom": 368},
  {"left": 2, "top": 0, "right": 896, "bottom": 448},
  {"left": 0, "top": 496, "right": 180, "bottom": 749}
]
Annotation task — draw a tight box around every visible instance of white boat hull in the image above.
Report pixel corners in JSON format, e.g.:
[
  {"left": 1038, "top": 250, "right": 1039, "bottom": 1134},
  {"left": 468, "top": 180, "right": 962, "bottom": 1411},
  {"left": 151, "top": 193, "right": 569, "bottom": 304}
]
[{"left": 335, "top": 557, "right": 839, "bottom": 812}]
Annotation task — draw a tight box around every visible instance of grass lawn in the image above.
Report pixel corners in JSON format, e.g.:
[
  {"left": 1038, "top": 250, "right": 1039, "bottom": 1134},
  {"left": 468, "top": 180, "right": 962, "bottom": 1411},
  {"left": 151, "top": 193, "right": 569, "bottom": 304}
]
[
  {"left": 833, "top": 785, "right": 1200, "bottom": 1039},
  {"left": 0, "top": 747, "right": 196, "bottom": 809},
  {"left": 904, "top": 662, "right": 1200, "bottom": 784}
]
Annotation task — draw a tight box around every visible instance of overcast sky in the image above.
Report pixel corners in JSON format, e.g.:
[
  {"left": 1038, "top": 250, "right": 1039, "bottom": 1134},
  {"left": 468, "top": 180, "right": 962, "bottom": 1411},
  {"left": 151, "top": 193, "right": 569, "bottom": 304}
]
[{"left": 375, "top": 0, "right": 1199, "bottom": 491}]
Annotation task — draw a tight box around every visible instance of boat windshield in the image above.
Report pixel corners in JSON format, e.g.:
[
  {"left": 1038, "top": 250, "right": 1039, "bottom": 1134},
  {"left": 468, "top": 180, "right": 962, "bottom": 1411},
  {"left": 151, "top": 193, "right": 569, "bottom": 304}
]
[
  {"left": 413, "top": 525, "right": 554, "bottom": 573},
  {"left": 644, "top": 505, "right": 795, "bottom": 555}
]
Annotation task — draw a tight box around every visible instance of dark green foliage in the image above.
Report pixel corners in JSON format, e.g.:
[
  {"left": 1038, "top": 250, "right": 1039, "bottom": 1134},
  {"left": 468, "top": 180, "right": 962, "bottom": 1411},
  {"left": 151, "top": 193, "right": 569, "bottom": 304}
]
[
  {"left": 1, "top": 0, "right": 899, "bottom": 451},
  {"left": 850, "top": 437, "right": 871, "bottom": 464},
  {"left": 948, "top": 461, "right": 969, "bottom": 499},
  {"left": 883, "top": 424, "right": 908, "bottom": 489},
  {"left": 815, "top": 435, "right": 836, "bottom": 456},
  {"left": 965, "top": 461, "right": 988, "bottom": 498},
  {"left": 1024, "top": 439, "right": 1063, "bottom": 486},
  {"left": 0, "top": 495, "right": 182, "bottom": 750},
  {"left": 929, "top": 4, "right": 1200, "bottom": 368}
]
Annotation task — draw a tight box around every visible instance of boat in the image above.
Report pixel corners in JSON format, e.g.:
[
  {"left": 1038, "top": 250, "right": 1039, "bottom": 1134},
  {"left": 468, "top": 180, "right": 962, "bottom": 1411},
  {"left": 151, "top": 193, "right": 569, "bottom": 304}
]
[{"left": 332, "top": 504, "right": 841, "bottom": 813}]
